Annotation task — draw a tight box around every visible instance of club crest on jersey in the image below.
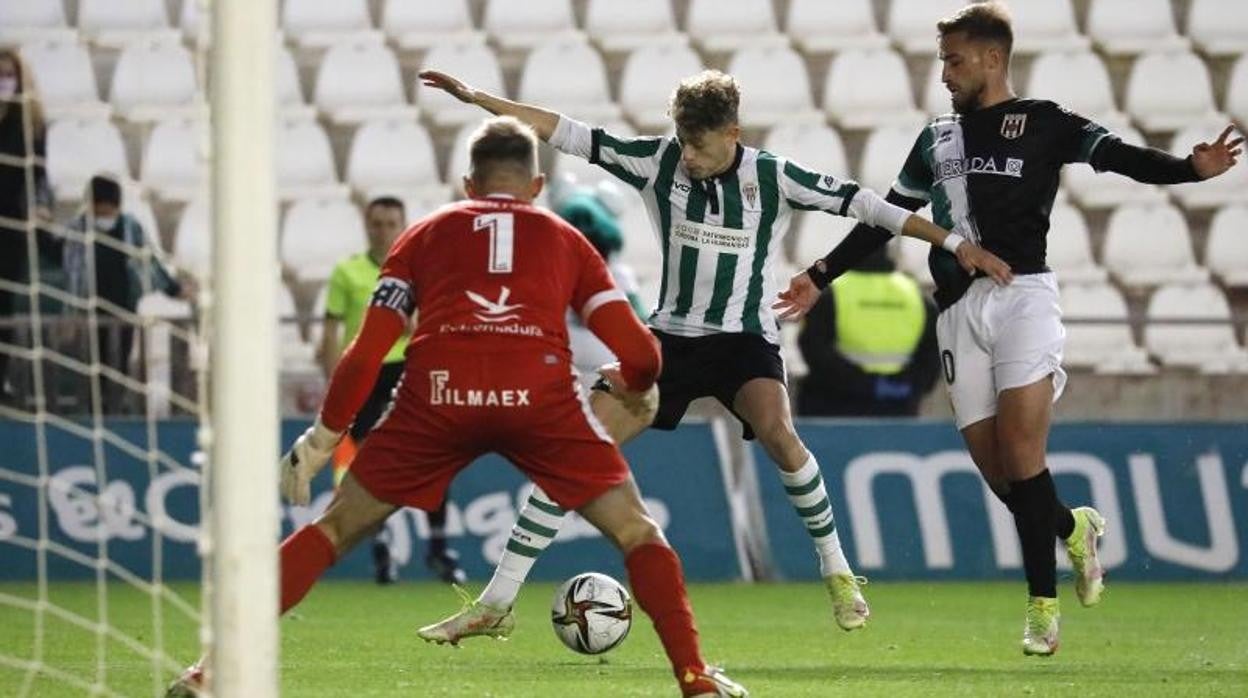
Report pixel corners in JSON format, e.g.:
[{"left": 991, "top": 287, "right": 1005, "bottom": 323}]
[
  {"left": 742, "top": 182, "right": 758, "bottom": 208},
  {"left": 1001, "top": 113, "right": 1027, "bottom": 139}
]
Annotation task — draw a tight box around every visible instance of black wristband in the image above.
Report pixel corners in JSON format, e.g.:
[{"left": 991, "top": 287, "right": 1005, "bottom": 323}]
[{"left": 806, "top": 258, "right": 834, "bottom": 290}]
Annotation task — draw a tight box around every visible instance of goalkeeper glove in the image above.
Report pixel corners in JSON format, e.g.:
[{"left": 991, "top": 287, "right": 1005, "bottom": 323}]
[{"left": 279, "top": 418, "right": 342, "bottom": 506}]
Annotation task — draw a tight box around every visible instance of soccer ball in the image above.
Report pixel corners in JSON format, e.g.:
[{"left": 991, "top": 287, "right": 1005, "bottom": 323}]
[{"left": 550, "top": 572, "right": 633, "bottom": 655}]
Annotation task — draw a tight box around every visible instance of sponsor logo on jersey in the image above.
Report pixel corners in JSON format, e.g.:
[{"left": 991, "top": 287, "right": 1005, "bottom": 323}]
[
  {"left": 933, "top": 156, "right": 1025, "bottom": 183},
  {"left": 428, "top": 369, "right": 531, "bottom": 408},
  {"left": 671, "top": 220, "right": 753, "bottom": 253},
  {"left": 467, "top": 286, "right": 523, "bottom": 323},
  {"left": 439, "top": 285, "right": 545, "bottom": 337},
  {"left": 1000, "top": 113, "right": 1027, "bottom": 139}
]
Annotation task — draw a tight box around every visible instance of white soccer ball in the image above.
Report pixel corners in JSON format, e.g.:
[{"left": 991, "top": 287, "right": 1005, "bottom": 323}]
[{"left": 550, "top": 572, "right": 633, "bottom": 655}]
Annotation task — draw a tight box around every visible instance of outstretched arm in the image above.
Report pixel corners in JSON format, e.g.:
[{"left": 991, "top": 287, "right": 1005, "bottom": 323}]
[
  {"left": 419, "top": 70, "right": 561, "bottom": 142},
  {"left": 1090, "top": 125, "right": 1242, "bottom": 184}
]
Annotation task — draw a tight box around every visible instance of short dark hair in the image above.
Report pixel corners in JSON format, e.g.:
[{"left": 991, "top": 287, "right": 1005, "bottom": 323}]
[
  {"left": 467, "top": 116, "right": 537, "bottom": 185},
  {"left": 366, "top": 195, "right": 405, "bottom": 219},
  {"left": 89, "top": 175, "right": 122, "bottom": 207},
  {"left": 937, "top": 1, "right": 1014, "bottom": 58},
  {"left": 669, "top": 70, "right": 739, "bottom": 138}
]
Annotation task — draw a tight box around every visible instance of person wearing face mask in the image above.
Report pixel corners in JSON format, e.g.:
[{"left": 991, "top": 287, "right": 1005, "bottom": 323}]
[
  {"left": 0, "top": 48, "right": 55, "bottom": 404},
  {"left": 63, "top": 175, "right": 193, "bottom": 413}
]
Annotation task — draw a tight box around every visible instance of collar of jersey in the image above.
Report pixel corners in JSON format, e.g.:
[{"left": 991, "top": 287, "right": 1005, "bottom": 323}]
[{"left": 683, "top": 143, "right": 745, "bottom": 183}]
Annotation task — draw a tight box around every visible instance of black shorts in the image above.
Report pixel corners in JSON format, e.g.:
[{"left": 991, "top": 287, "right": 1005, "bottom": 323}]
[
  {"left": 597, "top": 329, "right": 786, "bottom": 441},
  {"left": 350, "top": 361, "right": 405, "bottom": 441}
]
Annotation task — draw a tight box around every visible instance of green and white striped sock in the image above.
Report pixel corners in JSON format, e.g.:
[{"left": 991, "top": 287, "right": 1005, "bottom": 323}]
[
  {"left": 779, "top": 454, "right": 851, "bottom": 577},
  {"left": 478, "top": 487, "right": 566, "bottom": 609}
]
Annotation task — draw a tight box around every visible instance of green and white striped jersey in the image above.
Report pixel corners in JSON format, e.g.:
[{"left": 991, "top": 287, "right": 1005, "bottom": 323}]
[{"left": 550, "top": 117, "right": 909, "bottom": 344}]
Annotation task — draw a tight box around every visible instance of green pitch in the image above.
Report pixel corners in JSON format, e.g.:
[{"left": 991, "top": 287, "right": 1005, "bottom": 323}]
[{"left": 1, "top": 581, "right": 1245, "bottom": 696}]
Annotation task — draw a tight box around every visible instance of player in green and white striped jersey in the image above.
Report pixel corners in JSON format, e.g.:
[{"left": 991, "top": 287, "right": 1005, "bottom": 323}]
[{"left": 415, "top": 69, "right": 1011, "bottom": 651}]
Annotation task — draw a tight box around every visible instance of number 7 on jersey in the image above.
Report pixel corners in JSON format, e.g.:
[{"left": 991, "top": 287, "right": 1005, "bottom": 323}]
[{"left": 474, "top": 212, "right": 514, "bottom": 274}]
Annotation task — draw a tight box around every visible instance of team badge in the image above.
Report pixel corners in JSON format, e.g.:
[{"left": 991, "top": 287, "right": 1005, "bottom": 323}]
[
  {"left": 1001, "top": 113, "right": 1027, "bottom": 139},
  {"left": 742, "top": 182, "right": 758, "bottom": 208}
]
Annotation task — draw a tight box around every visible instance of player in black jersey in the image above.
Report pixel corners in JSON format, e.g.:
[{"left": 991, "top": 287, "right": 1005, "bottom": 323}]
[{"left": 775, "top": 1, "right": 1242, "bottom": 656}]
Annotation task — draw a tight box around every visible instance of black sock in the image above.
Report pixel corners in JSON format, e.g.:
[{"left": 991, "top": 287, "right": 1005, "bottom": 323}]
[
  {"left": 995, "top": 486, "right": 1018, "bottom": 513},
  {"left": 1055, "top": 502, "right": 1076, "bottom": 540},
  {"left": 426, "top": 502, "right": 448, "bottom": 556},
  {"left": 1009, "top": 470, "right": 1058, "bottom": 599}
]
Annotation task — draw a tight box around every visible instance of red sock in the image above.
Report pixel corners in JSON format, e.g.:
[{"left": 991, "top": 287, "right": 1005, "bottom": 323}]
[
  {"left": 280, "top": 525, "right": 337, "bottom": 614},
  {"left": 625, "top": 542, "right": 709, "bottom": 695}
]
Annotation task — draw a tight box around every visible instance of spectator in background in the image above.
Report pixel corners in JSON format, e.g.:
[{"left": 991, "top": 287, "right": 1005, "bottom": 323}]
[
  {"left": 63, "top": 175, "right": 191, "bottom": 413},
  {"left": 0, "top": 48, "right": 55, "bottom": 403},
  {"left": 319, "top": 195, "right": 464, "bottom": 586},
  {"left": 797, "top": 246, "right": 939, "bottom": 417}
]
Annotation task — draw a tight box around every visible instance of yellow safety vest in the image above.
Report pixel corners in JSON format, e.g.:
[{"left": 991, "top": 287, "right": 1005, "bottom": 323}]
[{"left": 832, "top": 271, "right": 925, "bottom": 375}]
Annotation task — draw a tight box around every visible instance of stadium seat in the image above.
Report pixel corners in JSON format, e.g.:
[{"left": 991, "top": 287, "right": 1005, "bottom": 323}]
[
  {"left": 784, "top": 0, "right": 888, "bottom": 53},
  {"left": 1086, "top": 0, "right": 1188, "bottom": 55},
  {"left": 518, "top": 40, "right": 620, "bottom": 123},
  {"left": 1059, "top": 282, "right": 1154, "bottom": 374},
  {"left": 887, "top": 0, "right": 965, "bottom": 55},
  {"left": 483, "top": 0, "right": 581, "bottom": 51},
  {"left": 276, "top": 45, "right": 315, "bottom": 119},
  {"left": 121, "top": 180, "right": 162, "bottom": 253},
  {"left": 1047, "top": 203, "right": 1106, "bottom": 284},
  {"left": 1169, "top": 121, "right": 1248, "bottom": 209},
  {"left": 763, "top": 124, "right": 850, "bottom": 182},
  {"left": 823, "top": 49, "right": 924, "bottom": 129},
  {"left": 859, "top": 125, "right": 926, "bottom": 196},
  {"left": 382, "top": 0, "right": 483, "bottom": 51},
  {"left": 178, "top": 0, "right": 204, "bottom": 44},
  {"left": 280, "top": 197, "right": 367, "bottom": 283},
  {"left": 1229, "top": 56, "right": 1248, "bottom": 127},
  {"left": 614, "top": 194, "right": 661, "bottom": 279},
  {"left": 19, "top": 38, "right": 111, "bottom": 120},
  {"left": 619, "top": 44, "right": 703, "bottom": 132},
  {"left": 141, "top": 117, "right": 202, "bottom": 203},
  {"left": 282, "top": 0, "right": 378, "bottom": 50},
  {"left": 314, "top": 41, "right": 413, "bottom": 125},
  {"left": 686, "top": 0, "right": 787, "bottom": 52},
  {"left": 586, "top": 0, "right": 684, "bottom": 52},
  {"left": 45, "top": 118, "right": 130, "bottom": 200},
  {"left": 726, "top": 47, "right": 823, "bottom": 128},
  {"left": 1205, "top": 206, "right": 1248, "bottom": 287},
  {"left": 275, "top": 117, "right": 346, "bottom": 202},
  {"left": 1061, "top": 121, "right": 1166, "bottom": 209},
  {"left": 1187, "top": 0, "right": 1248, "bottom": 56},
  {"left": 173, "top": 195, "right": 210, "bottom": 280},
  {"left": 276, "top": 283, "right": 316, "bottom": 367},
  {"left": 416, "top": 42, "right": 505, "bottom": 128},
  {"left": 78, "top": 0, "right": 176, "bottom": 47},
  {"left": 0, "top": 0, "right": 74, "bottom": 43},
  {"left": 110, "top": 38, "right": 199, "bottom": 122},
  {"left": 137, "top": 291, "right": 191, "bottom": 320},
  {"left": 1125, "top": 51, "right": 1223, "bottom": 133},
  {"left": 345, "top": 119, "right": 445, "bottom": 201},
  {"left": 792, "top": 210, "right": 856, "bottom": 267},
  {"left": 921, "top": 60, "right": 952, "bottom": 116},
  {"left": 1144, "top": 282, "right": 1248, "bottom": 373},
  {"left": 1102, "top": 203, "right": 1208, "bottom": 288},
  {"left": 1009, "top": 0, "right": 1089, "bottom": 53},
  {"left": 1027, "top": 51, "right": 1123, "bottom": 124}
]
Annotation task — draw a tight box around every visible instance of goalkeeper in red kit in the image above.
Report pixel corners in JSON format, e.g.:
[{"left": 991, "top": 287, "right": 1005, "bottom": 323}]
[{"left": 167, "top": 117, "right": 747, "bottom": 697}]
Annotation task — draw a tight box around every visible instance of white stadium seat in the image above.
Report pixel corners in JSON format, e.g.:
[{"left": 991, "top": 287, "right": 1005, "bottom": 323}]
[
  {"left": 1087, "top": 0, "right": 1188, "bottom": 55},
  {"left": 887, "top": 0, "right": 965, "bottom": 55},
  {"left": 277, "top": 283, "right": 316, "bottom": 367},
  {"left": 763, "top": 124, "right": 850, "bottom": 182},
  {"left": 1229, "top": 55, "right": 1248, "bottom": 127},
  {"left": 1169, "top": 121, "right": 1248, "bottom": 209},
  {"left": 686, "top": 0, "right": 787, "bottom": 52},
  {"left": 1047, "top": 204, "right": 1106, "bottom": 284},
  {"left": 179, "top": 0, "right": 205, "bottom": 43},
  {"left": 726, "top": 47, "right": 823, "bottom": 128},
  {"left": 78, "top": 0, "right": 176, "bottom": 47},
  {"left": 281, "top": 197, "right": 367, "bottom": 283},
  {"left": 141, "top": 117, "right": 202, "bottom": 203},
  {"left": 1061, "top": 121, "right": 1165, "bottom": 209},
  {"left": 314, "top": 41, "right": 414, "bottom": 125},
  {"left": 1027, "top": 51, "right": 1123, "bottom": 124},
  {"left": 416, "top": 42, "right": 505, "bottom": 128},
  {"left": 46, "top": 118, "right": 129, "bottom": 200},
  {"left": 1205, "top": 206, "right": 1248, "bottom": 287},
  {"left": 1008, "top": 0, "right": 1089, "bottom": 53},
  {"left": 173, "top": 195, "right": 210, "bottom": 280},
  {"left": 1145, "top": 283, "right": 1248, "bottom": 373},
  {"left": 792, "top": 210, "right": 856, "bottom": 268},
  {"left": 1187, "top": 0, "right": 1248, "bottom": 56},
  {"left": 110, "top": 39, "right": 199, "bottom": 122},
  {"left": 586, "top": 0, "right": 684, "bottom": 52},
  {"left": 282, "top": 0, "right": 378, "bottom": 49},
  {"left": 20, "top": 38, "right": 111, "bottom": 120},
  {"left": 858, "top": 125, "right": 925, "bottom": 196},
  {"left": 518, "top": 41, "right": 620, "bottom": 123},
  {"left": 1060, "top": 282, "right": 1154, "bottom": 374},
  {"left": 275, "top": 118, "right": 346, "bottom": 202},
  {"left": 891, "top": 207, "right": 936, "bottom": 286},
  {"left": 483, "top": 0, "right": 580, "bottom": 51},
  {"left": 345, "top": 119, "right": 445, "bottom": 201},
  {"left": 276, "top": 45, "right": 315, "bottom": 119},
  {"left": 382, "top": 0, "right": 483, "bottom": 51},
  {"left": 921, "top": 59, "right": 952, "bottom": 116},
  {"left": 822, "top": 49, "right": 924, "bottom": 129},
  {"left": 619, "top": 44, "right": 704, "bottom": 132},
  {"left": 1102, "top": 203, "right": 1207, "bottom": 288},
  {"left": 121, "top": 180, "right": 162, "bottom": 254},
  {"left": 784, "top": 0, "right": 888, "bottom": 53},
  {"left": 1125, "top": 51, "right": 1223, "bottom": 133},
  {"left": 0, "top": 0, "right": 73, "bottom": 43}
]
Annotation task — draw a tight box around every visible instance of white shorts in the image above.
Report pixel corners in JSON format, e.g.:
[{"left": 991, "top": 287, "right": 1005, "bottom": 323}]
[{"left": 935, "top": 273, "right": 1067, "bottom": 430}]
